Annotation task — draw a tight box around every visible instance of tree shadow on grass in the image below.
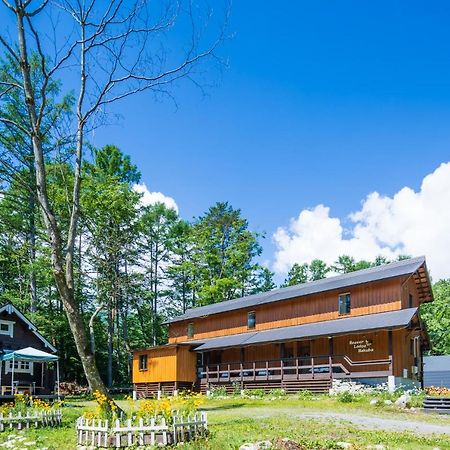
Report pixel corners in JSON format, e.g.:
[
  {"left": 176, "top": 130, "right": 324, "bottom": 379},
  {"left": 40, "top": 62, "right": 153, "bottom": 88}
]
[{"left": 202, "top": 402, "right": 248, "bottom": 411}]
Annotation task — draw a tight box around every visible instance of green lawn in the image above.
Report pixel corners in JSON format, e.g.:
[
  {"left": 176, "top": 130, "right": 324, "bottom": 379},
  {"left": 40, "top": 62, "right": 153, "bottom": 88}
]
[{"left": 0, "top": 396, "right": 449, "bottom": 449}]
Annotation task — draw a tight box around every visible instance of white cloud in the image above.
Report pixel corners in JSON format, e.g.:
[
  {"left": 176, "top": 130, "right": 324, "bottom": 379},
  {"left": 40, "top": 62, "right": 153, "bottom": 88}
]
[
  {"left": 273, "top": 162, "right": 450, "bottom": 280},
  {"left": 133, "top": 183, "right": 179, "bottom": 213}
]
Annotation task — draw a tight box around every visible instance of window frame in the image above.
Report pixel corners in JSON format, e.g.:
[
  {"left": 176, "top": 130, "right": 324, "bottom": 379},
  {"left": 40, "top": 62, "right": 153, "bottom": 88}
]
[
  {"left": 247, "top": 311, "right": 256, "bottom": 329},
  {"left": 187, "top": 322, "right": 194, "bottom": 339},
  {"left": 5, "top": 360, "right": 33, "bottom": 375},
  {"left": 138, "top": 354, "right": 148, "bottom": 371},
  {"left": 338, "top": 292, "right": 351, "bottom": 316},
  {"left": 0, "top": 320, "right": 14, "bottom": 338}
]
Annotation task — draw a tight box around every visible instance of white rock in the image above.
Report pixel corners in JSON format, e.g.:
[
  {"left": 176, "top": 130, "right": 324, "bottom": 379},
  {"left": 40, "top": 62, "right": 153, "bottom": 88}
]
[
  {"left": 336, "top": 442, "right": 353, "bottom": 449},
  {"left": 394, "top": 393, "right": 411, "bottom": 408},
  {"left": 384, "top": 399, "right": 392, "bottom": 405},
  {"left": 367, "top": 445, "right": 386, "bottom": 450},
  {"left": 240, "top": 444, "right": 258, "bottom": 450},
  {"left": 370, "top": 399, "right": 378, "bottom": 405},
  {"left": 239, "top": 442, "right": 272, "bottom": 450}
]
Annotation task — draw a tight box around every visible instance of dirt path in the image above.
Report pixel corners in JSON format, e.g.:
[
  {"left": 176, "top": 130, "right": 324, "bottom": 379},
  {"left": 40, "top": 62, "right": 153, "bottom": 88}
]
[{"left": 295, "top": 411, "right": 450, "bottom": 435}]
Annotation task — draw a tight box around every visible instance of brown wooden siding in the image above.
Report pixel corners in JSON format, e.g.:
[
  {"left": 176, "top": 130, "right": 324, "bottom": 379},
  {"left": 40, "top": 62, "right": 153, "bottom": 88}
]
[
  {"left": 0, "top": 311, "right": 55, "bottom": 393},
  {"left": 169, "top": 278, "right": 405, "bottom": 343},
  {"left": 205, "top": 329, "right": 417, "bottom": 378},
  {"left": 401, "top": 276, "right": 421, "bottom": 309},
  {"left": 132, "top": 346, "right": 196, "bottom": 384}
]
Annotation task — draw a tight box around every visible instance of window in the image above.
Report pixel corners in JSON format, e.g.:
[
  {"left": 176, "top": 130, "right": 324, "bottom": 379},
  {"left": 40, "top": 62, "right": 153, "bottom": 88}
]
[
  {"left": 139, "top": 354, "right": 147, "bottom": 371},
  {"left": 6, "top": 360, "right": 33, "bottom": 375},
  {"left": 187, "top": 322, "right": 194, "bottom": 339},
  {"left": 0, "top": 320, "right": 14, "bottom": 338},
  {"left": 338, "top": 293, "right": 351, "bottom": 315},
  {"left": 247, "top": 311, "right": 256, "bottom": 329},
  {"left": 408, "top": 294, "right": 413, "bottom": 308}
]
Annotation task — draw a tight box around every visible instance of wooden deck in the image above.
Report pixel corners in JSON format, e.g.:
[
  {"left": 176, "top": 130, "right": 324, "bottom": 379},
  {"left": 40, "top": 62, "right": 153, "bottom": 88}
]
[{"left": 199, "top": 355, "right": 393, "bottom": 388}]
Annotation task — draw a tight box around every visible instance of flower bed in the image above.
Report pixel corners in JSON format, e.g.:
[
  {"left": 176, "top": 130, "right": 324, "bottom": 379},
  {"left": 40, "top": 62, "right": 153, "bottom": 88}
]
[
  {"left": 77, "top": 391, "right": 207, "bottom": 448},
  {"left": 0, "top": 395, "right": 63, "bottom": 431},
  {"left": 76, "top": 412, "right": 207, "bottom": 448},
  {"left": 0, "top": 410, "right": 62, "bottom": 431}
]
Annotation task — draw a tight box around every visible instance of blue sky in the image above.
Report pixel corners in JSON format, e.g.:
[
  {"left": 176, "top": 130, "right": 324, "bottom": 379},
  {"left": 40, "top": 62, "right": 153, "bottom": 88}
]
[{"left": 73, "top": 2, "right": 450, "bottom": 278}]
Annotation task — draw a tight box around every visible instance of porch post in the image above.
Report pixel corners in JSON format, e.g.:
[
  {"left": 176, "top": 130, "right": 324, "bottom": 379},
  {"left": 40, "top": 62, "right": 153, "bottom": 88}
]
[
  {"left": 56, "top": 360, "right": 60, "bottom": 400},
  {"left": 0, "top": 360, "right": 2, "bottom": 389},
  {"left": 328, "top": 337, "right": 333, "bottom": 378},
  {"left": 240, "top": 348, "right": 244, "bottom": 390},
  {"left": 11, "top": 356, "right": 14, "bottom": 394},
  {"left": 388, "top": 330, "right": 393, "bottom": 375}
]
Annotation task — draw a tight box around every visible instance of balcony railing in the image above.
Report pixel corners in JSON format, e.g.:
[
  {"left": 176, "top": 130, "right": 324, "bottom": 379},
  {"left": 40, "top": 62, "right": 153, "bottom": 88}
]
[{"left": 198, "top": 355, "right": 392, "bottom": 384}]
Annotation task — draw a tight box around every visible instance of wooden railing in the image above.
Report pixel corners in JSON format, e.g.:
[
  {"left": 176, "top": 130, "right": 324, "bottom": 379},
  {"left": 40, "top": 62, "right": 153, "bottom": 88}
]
[{"left": 198, "top": 355, "right": 392, "bottom": 384}]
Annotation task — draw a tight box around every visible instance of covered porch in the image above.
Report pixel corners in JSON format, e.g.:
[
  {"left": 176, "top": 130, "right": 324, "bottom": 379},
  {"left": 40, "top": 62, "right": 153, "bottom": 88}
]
[
  {"left": 0, "top": 347, "right": 60, "bottom": 400},
  {"left": 192, "top": 308, "right": 425, "bottom": 391}
]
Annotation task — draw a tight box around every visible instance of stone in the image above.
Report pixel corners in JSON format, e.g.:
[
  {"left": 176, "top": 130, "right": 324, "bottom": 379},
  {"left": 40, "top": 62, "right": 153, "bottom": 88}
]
[
  {"left": 273, "top": 438, "right": 307, "bottom": 450},
  {"left": 367, "top": 445, "right": 386, "bottom": 450},
  {"left": 370, "top": 399, "right": 378, "bottom": 406},
  {"left": 336, "top": 442, "right": 352, "bottom": 449},
  {"left": 239, "top": 441, "right": 272, "bottom": 450},
  {"left": 394, "top": 393, "right": 411, "bottom": 409},
  {"left": 384, "top": 399, "right": 392, "bottom": 405}
]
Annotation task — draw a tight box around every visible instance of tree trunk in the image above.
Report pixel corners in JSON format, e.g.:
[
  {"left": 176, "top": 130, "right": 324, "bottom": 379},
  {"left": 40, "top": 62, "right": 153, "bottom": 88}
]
[
  {"left": 28, "top": 161, "right": 37, "bottom": 312},
  {"left": 15, "top": 6, "right": 111, "bottom": 401}
]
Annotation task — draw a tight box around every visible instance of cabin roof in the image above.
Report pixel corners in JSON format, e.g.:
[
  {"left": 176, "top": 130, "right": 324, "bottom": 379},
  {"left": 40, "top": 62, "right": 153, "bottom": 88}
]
[
  {"left": 168, "top": 256, "right": 430, "bottom": 324},
  {"left": 188, "top": 307, "right": 419, "bottom": 351}
]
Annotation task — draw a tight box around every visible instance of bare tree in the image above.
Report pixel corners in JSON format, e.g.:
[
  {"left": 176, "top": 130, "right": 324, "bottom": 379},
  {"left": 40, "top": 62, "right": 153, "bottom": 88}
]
[{"left": 0, "top": 0, "right": 228, "bottom": 400}]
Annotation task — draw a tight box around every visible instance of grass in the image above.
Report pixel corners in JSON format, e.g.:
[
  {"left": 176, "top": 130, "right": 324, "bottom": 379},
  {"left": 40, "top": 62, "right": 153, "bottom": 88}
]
[{"left": 0, "top": 396, "right": 449, "bottom": 449}]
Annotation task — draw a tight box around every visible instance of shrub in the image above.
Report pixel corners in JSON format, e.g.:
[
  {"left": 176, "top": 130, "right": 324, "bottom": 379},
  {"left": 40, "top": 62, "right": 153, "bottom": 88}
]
[
  {"left": 297, "top": 389, "right": 314, "bottom": 400},
  {"left": 337, "top": 391, "right": 354, "bottom": 403},
  {"left": 268, "top": 388, "right": 286, "bottom": 398},
  {"left": 425, "top": 386, "right": 450, "bottom": 397},
  {"left": 242, "top": 388, "right": 265, "bottom": 398},
  {"left": 209, "top": 385, "right": 227, "bottom": 398},
  {"left": 232, "top": 382, "right": 241, "bottom": 396}
]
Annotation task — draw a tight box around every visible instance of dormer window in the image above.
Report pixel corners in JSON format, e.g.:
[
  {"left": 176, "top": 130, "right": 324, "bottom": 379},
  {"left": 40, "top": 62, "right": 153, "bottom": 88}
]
[
  {"left": 247, "top": 311, "right": 256, "bottom": 329},
  {"left": 338, "top": 293, "right": 351, "bottom": 315},
  {"left": 0, "top": 320, "right": 14, "bottom": 338}
]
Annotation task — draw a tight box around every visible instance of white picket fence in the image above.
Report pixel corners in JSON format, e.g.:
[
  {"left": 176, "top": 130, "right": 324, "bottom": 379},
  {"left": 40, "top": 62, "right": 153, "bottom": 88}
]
[
  {"left": 0, "top": 409, "right": 62, "bottom": 431},
  {"left": 76, "top": 412, "right": 208, "bottom": 448}
]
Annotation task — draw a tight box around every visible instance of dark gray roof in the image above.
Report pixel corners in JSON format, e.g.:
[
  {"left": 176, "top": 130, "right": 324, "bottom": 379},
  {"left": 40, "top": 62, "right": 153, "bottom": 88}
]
[
  {"left": 189, "top": 308, "right": 418, "bottom": 352},
  {"left": 169, "top": 256, "right": 426, "bottom": 323},
  {"left": 423, "top": 356, "right": 450, "bottom": 372}
]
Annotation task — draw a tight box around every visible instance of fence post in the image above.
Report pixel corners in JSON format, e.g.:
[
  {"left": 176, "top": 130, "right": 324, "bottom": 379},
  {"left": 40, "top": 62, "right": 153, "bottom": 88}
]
[
  {"left": 150, "top": 417, "right": 155, "bottom": 446},
  {"left": 162, "top": 417, "right": 167, "bottom": 445}
]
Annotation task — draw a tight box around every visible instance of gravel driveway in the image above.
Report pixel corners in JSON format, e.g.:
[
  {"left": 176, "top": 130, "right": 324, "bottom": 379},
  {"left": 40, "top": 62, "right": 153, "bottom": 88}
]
[{"left": 294, "top": 411, "right": 450, "bottom": 435}]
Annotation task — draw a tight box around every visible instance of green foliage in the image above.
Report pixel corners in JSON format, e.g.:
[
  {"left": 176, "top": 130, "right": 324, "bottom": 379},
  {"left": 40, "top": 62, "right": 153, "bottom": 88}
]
[
  {"left": 336, "top": 391, "right": 354, "bottom": 403},
  {"left": 209, "top": 385, "right": 227, "bottom": 397},
  {"left": 297, "top": 389, "right": 314, "bottom": 400},
  {"left": 267, "top": 388, "right": 286, "bottom": 398},
  {"left": 421, "top": 279, "right": 450, "bottom": 355}
]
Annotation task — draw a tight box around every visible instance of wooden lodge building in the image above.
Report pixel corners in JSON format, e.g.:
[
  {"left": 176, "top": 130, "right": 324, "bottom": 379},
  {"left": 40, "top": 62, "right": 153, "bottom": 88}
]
[
  {"left": 132, "top": 256, "right": 433, "bottom": 396},
  {"left": 0, "top": 303, "right": 59, "bottom": 398}
]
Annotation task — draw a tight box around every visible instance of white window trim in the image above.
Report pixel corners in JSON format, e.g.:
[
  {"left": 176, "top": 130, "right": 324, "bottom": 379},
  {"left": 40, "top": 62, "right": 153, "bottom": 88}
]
[
  {"left": 5, "top": 360, "right": 34, "bottom": 375},
  {"left": 0, "top": 320, "right": 14, "bottom": 338}
]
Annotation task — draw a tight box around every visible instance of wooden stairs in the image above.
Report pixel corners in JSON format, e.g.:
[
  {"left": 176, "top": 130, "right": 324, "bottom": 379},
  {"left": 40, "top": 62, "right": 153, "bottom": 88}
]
[
  {"left": 423, "top": 396, "right": 450, "bottom": 414},
  {"left": 200, "top": 377, "right": 331, "bottom": 394}
]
